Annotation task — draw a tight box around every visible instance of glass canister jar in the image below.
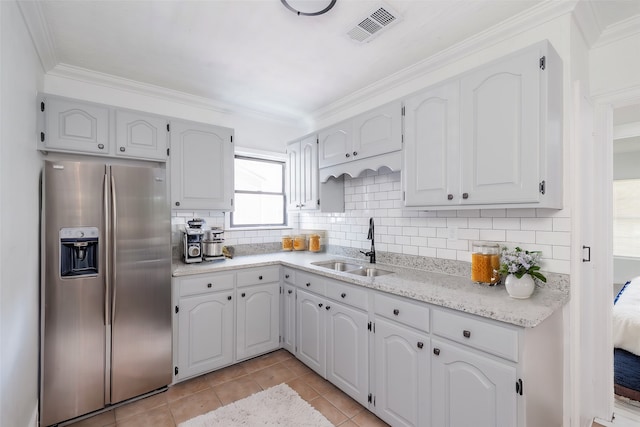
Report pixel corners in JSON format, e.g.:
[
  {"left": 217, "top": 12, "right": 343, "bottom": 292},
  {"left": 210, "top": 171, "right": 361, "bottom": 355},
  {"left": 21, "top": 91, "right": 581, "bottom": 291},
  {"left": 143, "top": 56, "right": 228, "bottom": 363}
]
[
  {"left": 309, "top": 234, "right": 321, "bottom": 252},
  {"left": 281, "top": 235, "right": 293, "bottom": 251},
  {"left": 293, "top": 235, "right": 307, "bottom": 251},
  {"left": 471, "top": 242, "right": 501, "bottom": 285}
]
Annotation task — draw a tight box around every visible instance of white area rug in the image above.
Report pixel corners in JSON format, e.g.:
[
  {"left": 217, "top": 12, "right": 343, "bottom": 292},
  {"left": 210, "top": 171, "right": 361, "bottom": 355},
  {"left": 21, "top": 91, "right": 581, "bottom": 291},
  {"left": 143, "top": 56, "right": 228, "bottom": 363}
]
[{"left": 178, "top": 383, "right": 334, "bottom": 427}]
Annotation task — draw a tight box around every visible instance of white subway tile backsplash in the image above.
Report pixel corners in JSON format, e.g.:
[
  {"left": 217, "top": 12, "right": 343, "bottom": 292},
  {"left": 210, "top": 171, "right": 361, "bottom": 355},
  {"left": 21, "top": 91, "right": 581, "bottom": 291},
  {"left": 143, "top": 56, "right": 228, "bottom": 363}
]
[
  {"left": 536, "top": 231, "right": 570, "bottom": 246},
  {"left": 521, "top": 218, "right": 553, "bottom": 231},
  {"left": 492, "top": 218, "right": 521, "bottom": 230},
  {"left": 419, "top": 246, "right": 437, "bottom": 257},
  {"left": 403, "top": 245, "right": 419, "bottom": 255},
  {"left": 481, "top": 209, "right": 507, "bottom": 218},
  {"left": 479, "top": 229, "right": 506, "bottom": 242},
  {"left": 437, "top": 248, "right": 458, "bottom": 260},
  {"left": 505, "top": 230, "right": 536, "bottom": 244},
  {"left": 468, "top": 218, "right": 493, "bottom": 229},
  {"left": 553, "top": 218, "right": 571, "bottom": 232}
]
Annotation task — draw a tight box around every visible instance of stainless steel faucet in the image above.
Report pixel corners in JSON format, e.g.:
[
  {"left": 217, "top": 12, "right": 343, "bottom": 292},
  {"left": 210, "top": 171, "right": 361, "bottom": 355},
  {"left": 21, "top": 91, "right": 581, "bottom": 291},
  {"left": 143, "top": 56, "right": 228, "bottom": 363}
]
[{"left": 360, "top": 217, "right": 376, "bottom": 264}]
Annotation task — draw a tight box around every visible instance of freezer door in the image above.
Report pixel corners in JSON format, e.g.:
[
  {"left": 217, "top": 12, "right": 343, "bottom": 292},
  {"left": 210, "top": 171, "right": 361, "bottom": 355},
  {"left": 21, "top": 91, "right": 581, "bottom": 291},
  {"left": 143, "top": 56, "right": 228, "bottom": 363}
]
[
  {"left": 40, "top": 161, "right": 107, "bottom": 426},
  {"left": 109, "top": 164, "right": 172, "bottom": 403}
]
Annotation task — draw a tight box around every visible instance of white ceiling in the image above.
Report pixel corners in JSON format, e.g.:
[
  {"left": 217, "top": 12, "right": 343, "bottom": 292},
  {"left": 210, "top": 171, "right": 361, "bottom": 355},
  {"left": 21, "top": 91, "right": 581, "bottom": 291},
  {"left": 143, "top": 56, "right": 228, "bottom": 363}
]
[{"left": 34, "top": 0, "right": 640, "bottom": 122}]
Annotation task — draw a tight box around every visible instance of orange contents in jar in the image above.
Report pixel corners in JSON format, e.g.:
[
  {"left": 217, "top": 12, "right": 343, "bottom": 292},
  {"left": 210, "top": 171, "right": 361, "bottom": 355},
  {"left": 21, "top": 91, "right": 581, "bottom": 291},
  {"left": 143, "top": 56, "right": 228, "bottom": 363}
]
[
  {"left": 471, "top": 253, "right": 500, "bottom": 284},
  {"left": 293, "top": 235, "right": 306, "bottom": 251},
  {"left": 309, "top": 234, "right": 321, "bottom": 252},
  {"left": 282, "top": 236, "right": 293, "bottom": 251}
]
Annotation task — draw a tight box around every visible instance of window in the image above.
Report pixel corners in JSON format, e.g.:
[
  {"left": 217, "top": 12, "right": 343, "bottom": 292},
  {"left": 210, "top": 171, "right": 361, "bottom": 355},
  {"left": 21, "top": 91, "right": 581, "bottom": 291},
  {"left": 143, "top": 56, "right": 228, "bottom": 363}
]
[
  {"left": 230, "top": 156, "right": 286, "bottom": 228},
  {"left": 613, "top": 179, "right": 640, "bottom": 257}
]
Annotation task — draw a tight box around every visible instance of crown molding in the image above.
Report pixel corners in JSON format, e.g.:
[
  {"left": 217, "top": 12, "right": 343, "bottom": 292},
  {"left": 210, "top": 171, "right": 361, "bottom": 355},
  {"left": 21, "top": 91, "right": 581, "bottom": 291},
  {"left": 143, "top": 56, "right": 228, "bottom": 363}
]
[
  {"left": 17, "top": 0, "right": 58, "bottom": 72},
  {"left": 47, "top": 64, "right": 301, "bottom": 126},
  {"left": 593, "top": 14, "right": 640, "bottom": 48},
  {"left": 311, "top": 0, "right": 577, "bottom": 123},
  {"left": 571, "top": 0, "right": 603, "bottom": 48}
]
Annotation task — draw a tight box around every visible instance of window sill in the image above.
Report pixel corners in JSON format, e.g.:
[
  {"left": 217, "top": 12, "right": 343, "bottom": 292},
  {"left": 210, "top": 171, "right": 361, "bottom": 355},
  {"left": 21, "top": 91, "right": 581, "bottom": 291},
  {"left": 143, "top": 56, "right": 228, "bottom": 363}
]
[{"left": 226, "top": 225, "right": 293, "bottom": 232}]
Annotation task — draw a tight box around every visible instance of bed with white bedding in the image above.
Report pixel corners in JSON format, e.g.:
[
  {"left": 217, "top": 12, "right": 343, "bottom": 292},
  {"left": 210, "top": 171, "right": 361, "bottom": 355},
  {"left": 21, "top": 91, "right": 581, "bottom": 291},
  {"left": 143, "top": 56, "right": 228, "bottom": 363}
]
[{"left": 614, "top": 276, "right": 640, "bottom": 401}]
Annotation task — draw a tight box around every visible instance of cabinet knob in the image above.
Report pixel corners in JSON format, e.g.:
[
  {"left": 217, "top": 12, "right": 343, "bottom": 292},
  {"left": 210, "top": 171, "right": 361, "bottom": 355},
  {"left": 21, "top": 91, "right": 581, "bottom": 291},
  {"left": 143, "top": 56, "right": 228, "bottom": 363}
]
[
  {"left": 462, "top": 193, "right": 469, "bottom": 199},
  {"left": 207, "top": 283, "right": 212, "bottom": 288},
  {"left": 300, "top": 203, "right": 305, "bottom": 207},
  {"left": 175, "top": 201, "right": 181, "bottom": 207},
  {"left": 288, "top": 289, "right": 293, "bottom": 294},
  {"left": 98, "top": 143, "right": 105, "bottom": 150},
  {"left": 258, "top": 275, "right": 263, "bottom": 280},
  {"left": 393, "top": 309, "right": 400, "bottom": 316},
  {"left": 285, "top": 274, "right": 290, "bottom": 279},
  {"left": 353, "top": 151, "right": 358, "bottom": 156},
  {"left": 341, "top": 293, "right": 346, "bottom": 298},
  {"left": 325, "top": 306, "right": 331, "bottom": 310},
  {"left": 463, "top": 330, "right": 471, "bottom": 338},
  {"left": 241, "top": 292, "right": 246, "bottom": 297},
  {"left": 119, "top": 146, "right": 125, "bottom": 152},
  {"left": 318, "top": 303, "right": 323, "bottom": 308},
  {"left": 295, "top": 204, "right": 300, "bottom": 208},
  {"left": 433, "top": 348, "right": 441, "bottom": 356},
  {"left": 447, "top": 194, "right": 453, "bottom": 200},
  {"left": 227, "top": 296, "right": 232, "bottom": 301},
  {"left": 345, "top": 153, "right": 350, "bottom": 158},
  {"left": 417, "top": 342, "right": 424, "bottom": 349},
  {"left": 306, "top": 282, "right": 311, "bottom": 287}
]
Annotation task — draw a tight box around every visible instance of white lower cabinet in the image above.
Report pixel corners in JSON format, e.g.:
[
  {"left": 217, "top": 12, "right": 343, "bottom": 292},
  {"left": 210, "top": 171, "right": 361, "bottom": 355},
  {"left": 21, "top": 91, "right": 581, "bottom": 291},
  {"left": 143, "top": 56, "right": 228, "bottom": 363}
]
[
  {"left": 236, "top": 282, "right": 280, "bottom": 361},
  {"left": 297, "top": 289, "right": 326, "bottom": 376},
  {"left": 431, "top": 338, "right": 517, "bottom": 427},
  {"left": 282, "top": 283, "right": 296, "bottom": 353}
]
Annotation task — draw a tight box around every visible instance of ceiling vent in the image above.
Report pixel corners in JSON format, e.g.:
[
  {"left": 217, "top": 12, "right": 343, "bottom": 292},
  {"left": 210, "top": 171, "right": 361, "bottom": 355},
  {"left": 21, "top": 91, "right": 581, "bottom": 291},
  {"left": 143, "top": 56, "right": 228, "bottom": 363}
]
[{"left": 346, "top": 3, "right": 402, "bottom": 44}]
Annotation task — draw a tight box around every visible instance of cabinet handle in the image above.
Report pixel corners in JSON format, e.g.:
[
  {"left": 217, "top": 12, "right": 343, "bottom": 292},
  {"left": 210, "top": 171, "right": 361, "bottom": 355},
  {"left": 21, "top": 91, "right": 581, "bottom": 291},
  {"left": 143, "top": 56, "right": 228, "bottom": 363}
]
[
  {"left": 207, "top": 283, "right": 212, "bottom": 288},
  {"left": 393, "top": 309, "right": 400, "bottom": 316},
  {"left": 306, "top": 282, "right": 311, "bottom": 287},
  {"left": 98, "top": 143, "right": 105, "bottom": 150},
  {"left": 119, "top": 146, "right": 125, "bottom": 152},
  {"left": 463, "top": 330, "right": 471, "bottom": 338},
  {"left": 288, "top": 289, "right": 293, "bottom": 294},
  {"left": 241, "top": 292, "right": 246, "bottom": 297},
  {"left": 285, "top": 274, "right": 290, "bottom": 279},
  {"left": 345, "top": 153, "right": 350, "bottom": 158},
  {"left": 341, "top": 293, "right": 346, "bottom": 298},
  {"left": 325, "top": 306, "right": 331, "bottom": 310},
  {"left": 353, "top": 151, "right": 358, "bottom": 156},
  {"left": 227, "top": 296, "right": 232, "bottom": 301},
  {"left": 318, "top": 303, "right": 323, "bottom": 308},
  {"left": 417, "top": 342, "right": 424, "bottom": 349},
  {"left": 175, "top": 201, "right": 181, "bottom": 207},
  {"left": 433, "top": 348, "right": 441, "bottom": 356},
  {"left": 462, "top": 193, "right": 469, "bottom": 199},
  {"left": 258, "top": 275, "right": 263, "bottom": 280},
  {"left": 300, "top": 204, "right": 305, "bottom": 207},
  {"left": 447, "top": 194, "right": 453, "bottom": 200}
]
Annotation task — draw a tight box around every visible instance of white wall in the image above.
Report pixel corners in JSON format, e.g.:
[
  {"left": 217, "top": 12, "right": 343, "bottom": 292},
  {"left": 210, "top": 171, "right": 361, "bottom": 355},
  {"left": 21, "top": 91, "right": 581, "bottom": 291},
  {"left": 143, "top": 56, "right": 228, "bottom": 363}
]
[
  {"left": 590, "top": 34, "right": 640, "bottom": 97},
  {"left": 0, "top": 1, "right": 45, "bottom": 426}
]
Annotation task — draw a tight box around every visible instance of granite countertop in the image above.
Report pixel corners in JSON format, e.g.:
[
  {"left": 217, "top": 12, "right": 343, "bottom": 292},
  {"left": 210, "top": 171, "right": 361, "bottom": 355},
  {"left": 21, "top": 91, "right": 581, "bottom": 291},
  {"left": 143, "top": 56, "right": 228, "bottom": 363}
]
[{"left": 172, "top": 252, "right": 569, "bottom": 329}]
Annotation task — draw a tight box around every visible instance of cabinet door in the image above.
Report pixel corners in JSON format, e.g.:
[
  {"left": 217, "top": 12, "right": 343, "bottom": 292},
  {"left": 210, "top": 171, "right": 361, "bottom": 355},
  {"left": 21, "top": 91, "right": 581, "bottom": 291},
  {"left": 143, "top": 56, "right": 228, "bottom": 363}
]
[
  {"left": 431, "top": 339, "right": 517, "bottom": 427},
  {"left": 460, "top": 48, "right": 541, "bottom": 205},
  {"left": 283, "top": 284, "right": 296, "bottom": 353},
  {"left": 177, "top": 291, "right": 234, "bottom": 380},
  {"left": 352, "top": 100, "right": 402, "bottom": 161},
  {"left": 236, "top": 282, "right": 280, "bottom": 360},
  {"left": 44, "top": 97, "right": 110, "bottom": 155},
  {"left": 297, "top": 289, "right": 326, "bottom": 376},
  {"left": 299, "top": 135, "right": 319, "bottom": 210},
  {"left": 326, "top": 301, "right": 369, "bottom": 406},
  {"left": 404, "top": 82, "right": 460, "bottom": 207},
  {"left": 115, "top": 110, "right": 168, "bottom": 161},
  {"left": 318, "top": 121, "right": 352, "bottom": 168},
  {"left": 374, "top": 317, "right": 429, "bottom": 427},
  {"left": 170, "top": 120, "right": 234, "bottom": 210},
  {"left": 286, "top": 141, "right": 301, "bottom": 210}
]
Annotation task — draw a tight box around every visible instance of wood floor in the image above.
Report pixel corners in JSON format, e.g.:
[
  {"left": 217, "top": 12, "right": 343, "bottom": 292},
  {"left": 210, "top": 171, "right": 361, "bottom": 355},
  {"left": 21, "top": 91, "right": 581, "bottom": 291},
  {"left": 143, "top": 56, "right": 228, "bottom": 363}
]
[{"left": 65, "top": 349, "right": 388, "bottom": 427}]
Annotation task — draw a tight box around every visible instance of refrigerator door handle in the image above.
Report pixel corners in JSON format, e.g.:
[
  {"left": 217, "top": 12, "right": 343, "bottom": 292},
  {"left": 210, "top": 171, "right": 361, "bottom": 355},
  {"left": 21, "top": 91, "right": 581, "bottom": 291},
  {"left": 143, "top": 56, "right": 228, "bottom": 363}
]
[
  {"left": 104, "top": 173, "right": 111, "bottom": 326},
  {"left": 110, "top": 173, "right": 117, "bottom": 324}
]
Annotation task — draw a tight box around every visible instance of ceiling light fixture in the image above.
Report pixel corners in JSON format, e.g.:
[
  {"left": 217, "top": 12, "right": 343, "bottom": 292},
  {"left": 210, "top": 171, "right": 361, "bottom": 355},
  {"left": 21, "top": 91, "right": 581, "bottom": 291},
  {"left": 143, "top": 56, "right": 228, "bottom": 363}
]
[{"left": 281, "top": 0, "right": 337, "bottom": 16}]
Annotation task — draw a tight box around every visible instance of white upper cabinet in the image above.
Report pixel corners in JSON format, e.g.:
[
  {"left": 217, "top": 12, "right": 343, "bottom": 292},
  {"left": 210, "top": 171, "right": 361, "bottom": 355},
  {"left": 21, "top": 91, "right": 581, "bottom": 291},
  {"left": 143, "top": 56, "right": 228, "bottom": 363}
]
[
  {"left": 318, "top": 100, "right": 402, "bottom": 170},
  {"left": 286, "top": 135, "right": 319, "bottom": 211},
  {"left": 115, "top": 110, "right": 169, "bottom": 161},
  {"left": 41, "top": 96, "right": 111, "bottom": 155},
  {"left": 403, "top": 40, "right": 562, "bottom": 209},
  {"left": 170, "top": 119, "right": 234, "bottom": 211}
]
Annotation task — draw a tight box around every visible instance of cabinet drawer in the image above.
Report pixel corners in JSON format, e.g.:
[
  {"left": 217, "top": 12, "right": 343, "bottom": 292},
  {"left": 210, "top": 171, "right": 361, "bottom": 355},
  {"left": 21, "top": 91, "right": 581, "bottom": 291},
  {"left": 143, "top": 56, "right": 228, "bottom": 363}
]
[
  {"left": 295, "top": 271, "right": 326, "bottom": 296},
  {"left": 283, "top": 268, "right": 296, "bottom": 284},
  {"left": 236, "top": 266, "right": 280, "bottom": 287},
  {"left": 326, "top": 280, "right": 368, "bottom": 311},
  {"left": 374, "top": 293, "right": 429, "bottom": 332},
  {"left": 432, "top": 309, "right": 519, "bottom": 362},
  {"left": 179, "top": 273, "right": 234, "bottom": 297}
]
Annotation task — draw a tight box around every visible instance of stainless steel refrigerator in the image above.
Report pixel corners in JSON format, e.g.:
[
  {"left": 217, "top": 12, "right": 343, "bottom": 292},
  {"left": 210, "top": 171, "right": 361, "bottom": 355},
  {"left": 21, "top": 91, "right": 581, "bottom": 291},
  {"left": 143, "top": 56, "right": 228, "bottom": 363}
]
[{"left": 40, "top": 159, "right": 172, "bottom": 426}]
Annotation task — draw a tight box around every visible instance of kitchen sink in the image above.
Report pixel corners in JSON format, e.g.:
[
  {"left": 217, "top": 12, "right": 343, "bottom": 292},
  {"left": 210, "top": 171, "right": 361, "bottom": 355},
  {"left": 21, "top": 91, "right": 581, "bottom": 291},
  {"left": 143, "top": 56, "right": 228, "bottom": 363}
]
[
  {"left": 311, "top": 260, "right": 362, "bottom": 271},
  {"left": 312, "top": 260, "right": 393, "bottom": 277},
  {"left": 346, "top": 267, "right": 393, "bottom": 277}
]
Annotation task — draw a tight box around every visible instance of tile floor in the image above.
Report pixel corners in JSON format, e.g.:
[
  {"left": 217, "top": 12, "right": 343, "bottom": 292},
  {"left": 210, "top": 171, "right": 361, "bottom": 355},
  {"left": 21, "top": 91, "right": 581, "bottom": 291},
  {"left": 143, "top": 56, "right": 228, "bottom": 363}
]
[{"left": 66, "top": 349, "right": 389, "bottom": 427}]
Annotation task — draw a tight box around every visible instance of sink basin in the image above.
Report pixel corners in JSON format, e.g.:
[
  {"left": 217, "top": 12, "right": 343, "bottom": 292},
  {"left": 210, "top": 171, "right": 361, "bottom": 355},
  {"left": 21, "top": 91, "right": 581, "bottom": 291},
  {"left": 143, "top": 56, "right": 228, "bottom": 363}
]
[
  {"left": 312, "top": 260, "right": 363, "bottom": 272},
  {"left": 347, "top": 267, "right": 393, "bottom": 277}
]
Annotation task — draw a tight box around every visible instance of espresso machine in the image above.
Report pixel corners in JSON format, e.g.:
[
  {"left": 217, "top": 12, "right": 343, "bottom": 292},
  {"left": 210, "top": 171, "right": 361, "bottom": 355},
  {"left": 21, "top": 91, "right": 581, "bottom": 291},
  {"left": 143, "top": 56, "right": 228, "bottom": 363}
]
[{"left": 182, "top": 219, "right": 205, "bottom": 263}]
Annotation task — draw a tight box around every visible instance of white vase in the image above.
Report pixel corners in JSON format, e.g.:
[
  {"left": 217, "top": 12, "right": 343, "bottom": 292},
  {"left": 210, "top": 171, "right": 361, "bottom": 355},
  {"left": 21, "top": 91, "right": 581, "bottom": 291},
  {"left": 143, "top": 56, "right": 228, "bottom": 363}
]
[{"left": 504, "top": 273, "right": 535, "bottom": 299}]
